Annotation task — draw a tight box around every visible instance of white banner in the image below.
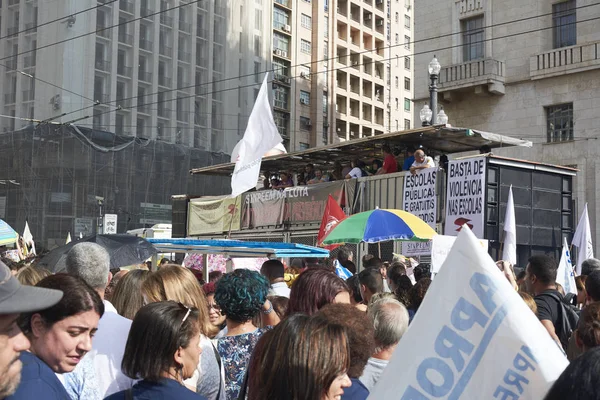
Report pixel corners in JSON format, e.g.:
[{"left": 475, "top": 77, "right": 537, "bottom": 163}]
[
  {"left": 402, "top": 241, "right": 432, "bottom": 257},
  {"left": 403, "top": 168, "right": 438, "bottom": 228},
  {"left": 444, "top": 156, "right": 486, "bottom": 238},
  {"left": 370, "top": 227, "right": 568, "bottom": 400},
  {"left": 431, "top": 234, "right": 488, "bottom": 274}
]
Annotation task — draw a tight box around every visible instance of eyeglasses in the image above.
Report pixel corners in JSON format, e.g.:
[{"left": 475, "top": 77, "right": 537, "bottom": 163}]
[{"left": 207, "top": 303, "right": 221, "bottom": 312}]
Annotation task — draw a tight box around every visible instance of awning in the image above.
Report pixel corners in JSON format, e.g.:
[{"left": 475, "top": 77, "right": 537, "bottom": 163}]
[
  {"left": 190, "top": 125, "right": 533, "bottom": 176},
  {"left": 147, "top": 238, "right": 330, "bottom": 258}
]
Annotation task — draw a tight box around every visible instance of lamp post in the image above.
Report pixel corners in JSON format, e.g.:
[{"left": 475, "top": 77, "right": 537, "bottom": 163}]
[{"left": 420, "top": 55, "right": 444, "bottom": 126}]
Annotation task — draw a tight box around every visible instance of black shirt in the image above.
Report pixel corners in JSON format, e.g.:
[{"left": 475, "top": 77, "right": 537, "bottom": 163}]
[{"left": 534, "top": 289, "right": 563, "bottom": 338}]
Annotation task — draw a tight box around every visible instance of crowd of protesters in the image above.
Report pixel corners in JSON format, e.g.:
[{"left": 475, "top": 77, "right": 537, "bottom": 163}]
[
  {"left": 3, "top": 240, "right": 600, "bottom": 399},
  {"left": 261, "top": 145, "right": 438, "bottom": 190}
]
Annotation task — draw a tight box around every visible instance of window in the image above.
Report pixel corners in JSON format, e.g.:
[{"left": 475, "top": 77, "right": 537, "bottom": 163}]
[
  {"left": 405, "top": 15, "right": 410, "bottom": 28},
  {"left": 299, "top": 64, "right": 311, "bottom": 78},
  {"left": 404, "top": 56, "right": 410, "bottom": 70},
  {"left": 553, "top": 0, "right": 576, "bottom": 49},
  {"left": 395, "top": 77, "right": 399, "bottom": 88},
  {"left": 404, "top": 98, "right": 410, "bottom": 111},
  {"left": 299, "top": 142, "right": 310, "bottom": 150},
  {"left": 300, "top": 116, "right": 311, "bottom": 131},
  {"left": 301, "top": 39, "right": 311, "bottom": 54},
  {"left": 546, "top": 103, "right": 573, "bottom": 142},
  {"left": 300, "top": 91, "right": 310, "bottom": 105},
  {"left": 395, "top": 12, "right": 399, "bottom": 23},
  {"left": 395, "top": 34, "right": 399, "bottom": 44},
  {"left": 462, "top": 16, "right": 484, "bottom": 61},
  {"left": 254, "top": 62, "right": 261, "bottom": 83},
  {"left": 404, "top": 77, "right": 410, "bottom": 90},
  {"left": 395, "top": 120, "right": 399, "bottom": 130},
  {"left": 255, "top": 9, "right": 263, "bottom": 28},
  {"left": 273, "top": 8, "right": 288, "bottom": 30},
  {"left": 301, "top": 13, "right": 311, "bottom": 29},
  {"left": 395, "top": 98, "right": 399, "bottom": 110},
  {"left": 404, "top": 35, "right": 410, "bottom": 50},
  {"left": 404, "top": 119, "right": 411, "bottom": 130},
  {"left": 273, "top": 32, "right": 290, "bottom": 53},
  {"left": 324, "top": 16, "right": 329, "bottom": 38},
  {"left": 273, "top": 85, "right": 289, "bottom": 109},
  {"left": 254, "top": 35, "right": 261, "bottom": 55}
]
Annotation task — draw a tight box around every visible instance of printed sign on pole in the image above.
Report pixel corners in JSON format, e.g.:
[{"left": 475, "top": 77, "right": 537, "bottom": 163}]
[
  {"left": 103, "top": 214, "right": 118, "bottom": 234},
  {"left": 369, "top": 226, "right": 568, "bottom": 400},
  {"left": 402, "top": 168, "right": 438, "bottom": 228},
  {"left": 444, "top": 156, "right": 486, "bottom": 238}
]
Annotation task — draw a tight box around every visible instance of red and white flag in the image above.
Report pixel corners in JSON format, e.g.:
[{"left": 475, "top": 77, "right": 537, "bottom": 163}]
[{"left": 317, "top": 195, "right": 347, "bottom": 250}]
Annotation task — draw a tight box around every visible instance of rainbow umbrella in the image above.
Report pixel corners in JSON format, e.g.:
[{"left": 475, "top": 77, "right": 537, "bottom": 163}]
[
  {"left": 322, "top": 209, "right": 437, "bottom": 244},
  {"left": 0, "top": 219, "right": 18, "bottom": 246}
]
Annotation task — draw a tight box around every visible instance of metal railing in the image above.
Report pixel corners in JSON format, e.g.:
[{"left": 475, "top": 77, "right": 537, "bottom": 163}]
[
  {"left": 95, "top": 60, "right": 111, "bottom": 72},
  {"left": 119, "top": 0, "right": 134, "bottom": 13},
  {"left": 159, "top": 46, "right": 173, "bottom": 57},
  {"left": 138, "top": 71, "right": 152, "bottom": 83},
  {"left": 139, "top": 39, "right": 153, "bottom": 51},
  {"left": 439, "top": 58, "right": 505, "bottom": 86},
  {"left": 118, "top": 33, "right": 133, "bottom": 45},
  {"left": 4, "top": 93, "right": 16, "bottom": 104},
  {"left": 117, "top": 65, "right": 132, "bottom": 77},
  {"left": 158, "top": 76, "right": 172, "bottom": 87}
]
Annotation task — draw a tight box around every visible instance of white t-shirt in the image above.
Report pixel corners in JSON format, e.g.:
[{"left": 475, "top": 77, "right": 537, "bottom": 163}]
[
  {"left": 411, "top": 156, "right": 435, "bottom": 169},
  {"left": 347, "top": 167, "right": 363, "bottom": 179},
  {"left": 91, "top": 300, "right": 135, "bottom": 397},
  {"left": 359, "top": 357, "right": 389, "bottom": 392}
]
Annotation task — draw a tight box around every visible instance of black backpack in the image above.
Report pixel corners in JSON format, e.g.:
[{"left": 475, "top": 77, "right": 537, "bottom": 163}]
[{"left": 538, "top": 291, "right": 580, "bottom": 351}]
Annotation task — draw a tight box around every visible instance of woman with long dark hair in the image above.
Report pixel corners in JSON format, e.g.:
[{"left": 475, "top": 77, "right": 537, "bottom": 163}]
[
  {"left": 248, "top": 314, "right": 351, "bottom": 400},
  {"left": 287, "top": 268, "right": 350, "bottom": 316}
]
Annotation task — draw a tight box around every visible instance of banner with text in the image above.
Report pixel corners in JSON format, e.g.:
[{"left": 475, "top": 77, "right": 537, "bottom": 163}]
[
  {"left": 369, "top": 227, "right": 568, "bottom": 400},
  {"left": 444, "top": 156, "right": 486, "bottom": 238},
  {"left": 241, "top": 181, "right": 352, "bottom": 229},
  {"left": 188, "top": 196, "right": 241, "bottom": 235},
  {"left": 403, "top": 167, "right": 438, "bottom": 228}
]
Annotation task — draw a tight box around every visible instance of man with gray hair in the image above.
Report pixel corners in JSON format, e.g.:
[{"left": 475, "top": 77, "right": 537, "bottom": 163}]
[
  {"left": 359, "top": 297, "right": 409, "bottom": 391},
  {"left": 581, "top": 258, "right": 600, "bottom": 276},
  {"left": 64, "top": 243, "right": 134, "bottom": 398}
]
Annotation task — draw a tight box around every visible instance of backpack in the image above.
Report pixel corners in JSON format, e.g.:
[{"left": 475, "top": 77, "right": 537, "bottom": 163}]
[{"left": 538, "top": 291, "right": 580, "bottom": 351}]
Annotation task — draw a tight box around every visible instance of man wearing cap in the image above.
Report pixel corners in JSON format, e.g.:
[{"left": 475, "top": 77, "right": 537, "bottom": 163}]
[{"left": 0, "top": 261, "right": 62, "bottom": 398}]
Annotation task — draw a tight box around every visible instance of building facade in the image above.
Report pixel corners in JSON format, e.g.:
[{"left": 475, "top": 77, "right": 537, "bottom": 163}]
[{"left": 414, "top": 0, "right": 600, "bottom": 253}]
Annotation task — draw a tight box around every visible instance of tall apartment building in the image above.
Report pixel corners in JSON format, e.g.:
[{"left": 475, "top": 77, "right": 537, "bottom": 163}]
[
  {"left": 0, "top": 0, "right": 413, "bottom": 155},
  {"left": 0, "top": 0, "right": 258, "bottom": 153},
  {"left": 414, "top": 0, "right": 600, "bottom": 251}
]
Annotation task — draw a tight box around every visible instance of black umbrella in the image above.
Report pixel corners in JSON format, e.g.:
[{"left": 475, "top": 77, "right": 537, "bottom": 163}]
[{"left": 38, "top": 234, "right": 157, "bottom": 273}]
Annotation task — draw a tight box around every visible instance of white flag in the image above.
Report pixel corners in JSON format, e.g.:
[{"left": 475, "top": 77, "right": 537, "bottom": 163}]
[
  {"left": 557, "top": 238, "right": 577, "bottom": 296},
  {"left": 66, "top": 232, "right": 72, "bottom": 244},
  {"left": 22, "top": 221, "right": 36, "bottom": 256},
  {"left": 230, "top": 74, "right": 284, "bottom": 197},
  {"left": 501, "top": 185, "right": 517, "bottom": 265},
  {"left": 369, "top": 226, "right": 568, "bottom": 399},
  {"left": 572, "top": 203, "right": 594, "bottom": 274}
]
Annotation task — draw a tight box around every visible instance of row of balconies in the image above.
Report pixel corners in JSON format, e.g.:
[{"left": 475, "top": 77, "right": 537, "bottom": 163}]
[
  {"left": 435, "top": 39, "right": 600, "bottom": 101},
  {"left": 4, "top": 90, "right": 35, "bottom": 105}
]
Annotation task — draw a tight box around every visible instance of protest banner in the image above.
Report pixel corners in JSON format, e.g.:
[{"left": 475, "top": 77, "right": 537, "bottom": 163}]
[
  {"left": 444, "top": 156, "right": 486, "bottom": 238},
  {"left": 188, "top": 196, "right": 241, "bottom": 235},
  {"left": 431, "top": 234, "right": 488, "bottom": 274},
  {"left": 401, "top": 241, "right": 432, "bottom": 257},
  {"left": 403, "top": 168, "right": 438, "bottom": 228},
  {"left": 369, "top": 227, "right": 568, "bottom": 400}
]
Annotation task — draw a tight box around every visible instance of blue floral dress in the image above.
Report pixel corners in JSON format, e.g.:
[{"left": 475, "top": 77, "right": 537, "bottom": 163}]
[{"left": 216, "top": 328, "right": 268, "bottom": 400}]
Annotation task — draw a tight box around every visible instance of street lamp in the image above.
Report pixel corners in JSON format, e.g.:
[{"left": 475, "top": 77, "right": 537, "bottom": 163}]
[
  {"left": 419, "top": 104, "right": 433, "bottom": 126},
  {"left": 428, "top": 55, "right": 441, "bottom": 126},
  {"left": 437, "top": 108, "right": 448, "bottom": 125}
]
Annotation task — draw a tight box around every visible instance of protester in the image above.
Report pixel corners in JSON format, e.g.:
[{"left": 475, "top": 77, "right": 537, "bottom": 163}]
[
  {"left": 518, "top": 291, "right": 538, "bottom": 315},
  {"left": 8, "top": 274, "right": 104, "bottom": 400},
  {"left": 15, "top": 266, "right": 51, "bottom": 286},
  {"left": 141, "top": 265, "right": 223, "bottom": 400},
  {"left": 386, "top": 261, "right": 406, "bottom": 293},
  {"left": 0, "top": 262, "right": 62, "bottom": 399},
  {"left": 214, "top": 269, "right": 280, "bottom": 400},
  {"left": 409, "top": 149, "right": 435, "bottom": 175},
  {"left": 260, "top": 259, "right": 291, "bottom": 298},
  {"left": 62, "top": 242, "right": 135, "bottom": 398},
  {"left": 413, "top": 263, "right": 431, "bottom": 282},
  {"left": 524, "top": 255, "right": 567, "bottom": 346},
  {"left": 393, "top": 275, "right": 413, "bottom": 308},
  {"left": 346, "top": 275, "right": 367, "bottom": 312},
  {"left": 304, "top": 163, "right": 316, "bottom": 181},
  {"left": 268, "top": 296, "right": 289, "bottom": 320},
  {"left": 358, "top": 268, "right": 384, "bottom": 304},
  {"left": 247, "top": 314, "right": 351, "bottom": 400},
  {"left": 581, "top": 258, "right": 600, "bottom": 276},
  {"left": 202, "top": 282, "right": 226, "bottom": 338},
  {"left": 307, "top": 168, "right": 329, "bottom": 184},
  {"left": 376, "top": 144, "right": 398, "bottom": 175},
  {"left": 317, "top": 304, "right": 376, "bottom": 400},
  {"left": 287, "top": 268, "right": 351, "bottom": 316},
  {"left": 574, "top": 302, "right": 600, "bottom": 353},
  {"left": 110, "top": 269, "right": 151, "bottom": 320},
  {"left": 104, "top": 269, "right": 128, "bottom": 301},
  {"left": 105, "top": 301, "right": 205, "bottom": 400},
  {"left": 408, "top": 278, "right": 431, "bottom": 320},
  {"left": 334, "top": 247, "right": 354, "bottom": 279},
  {"left": 272, "top": 172, "right": 294, "bottom": 189},
  {"left": 576, "top": 275, "right": 588, "bottom": 308},
  {"left": 360, "top": 298, "right": 409, "bottom": 391},
  {"left": 544, "top": 346, "right": 600, "bottom": 400},
  {"left": 568, "top": 270, "right": 600, "bottom": 360},
  {"left": 331, "top": 161, "right": 345, "bottom": 181},
  {"left": 402, "top": 146, "right": 415, "bottom": 171},
  {"left": 346, "top": 159, "right": 366, "bottom": 179}
]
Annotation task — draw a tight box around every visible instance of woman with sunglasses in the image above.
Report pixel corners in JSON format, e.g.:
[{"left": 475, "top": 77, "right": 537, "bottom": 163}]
[{"left": 105, "top": 301, "right": 206, "bottom": 400}]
